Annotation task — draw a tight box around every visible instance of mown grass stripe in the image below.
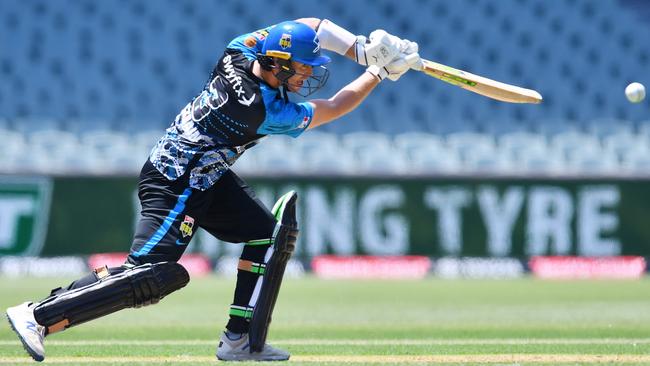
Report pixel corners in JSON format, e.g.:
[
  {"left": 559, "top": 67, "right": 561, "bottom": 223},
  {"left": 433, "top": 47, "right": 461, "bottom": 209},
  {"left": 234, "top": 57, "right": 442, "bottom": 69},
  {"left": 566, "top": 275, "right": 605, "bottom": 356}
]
[
  {"left": 295, "top": 355, "right": 650, "bottom": 363},
  {"left": 1, "top": 338, "right": 649, "bottom": 346},
  {"left": 2, "top": 354, "right": 650, "bottom": 364}
]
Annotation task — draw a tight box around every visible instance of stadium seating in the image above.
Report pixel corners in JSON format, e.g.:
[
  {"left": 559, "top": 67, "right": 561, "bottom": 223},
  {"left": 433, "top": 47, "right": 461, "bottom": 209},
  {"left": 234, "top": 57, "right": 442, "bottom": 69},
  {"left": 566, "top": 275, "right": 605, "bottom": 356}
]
[
  {"left": 603, "top": 132, "right": 648, "bottom": 162},
  {"left": 409, "top": 147, "right": 462, "bottom": 174},
  {"left": 301, "top": 149, "right": 357, "bottom": 175},
  {"left": 0, "top": 128, "right": 27, "bottom": 172},
  {"left": 2, "top": 0, "right": 649, "bottom": 126},
  {"left": 341, "top": 132, "right": 393, "bottom": 159},
  {"left": 2, "top": 127, "right": 648, "bottom": 176},
  {"left": 446, "top": 132, "right": 496, "bottom": 162},
  {"left": 393, "top": 132, "right": 446, "bottom": 160},
  {"left": 498, "top": 132, "right": 548, "bottom": 163},
  {"left": 1, "top": 1, "right": 650, "bottom": 176},
  {"left": 80, "top": 130, "right": 131, "bottom": 158},
  {"left": 621, "top": 149, "right": 650, "bottom": 174}
]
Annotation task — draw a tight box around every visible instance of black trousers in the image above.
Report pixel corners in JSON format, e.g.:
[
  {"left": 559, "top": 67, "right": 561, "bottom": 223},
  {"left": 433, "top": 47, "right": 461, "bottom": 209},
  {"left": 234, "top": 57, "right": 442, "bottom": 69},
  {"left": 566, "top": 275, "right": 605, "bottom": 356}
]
[
  {"left": 127, "top": 160, "right": 277, "bottom": 265},
  {"left": 56, "top": 161, "right": 276, "bottom": 313}
]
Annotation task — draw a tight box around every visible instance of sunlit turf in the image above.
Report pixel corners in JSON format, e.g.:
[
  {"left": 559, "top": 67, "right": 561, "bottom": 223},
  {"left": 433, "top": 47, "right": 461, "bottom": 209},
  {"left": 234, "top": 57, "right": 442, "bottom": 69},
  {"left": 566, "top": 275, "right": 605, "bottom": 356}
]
[{"left": 1, "top": 275, "right": 650, "bottom": 365}]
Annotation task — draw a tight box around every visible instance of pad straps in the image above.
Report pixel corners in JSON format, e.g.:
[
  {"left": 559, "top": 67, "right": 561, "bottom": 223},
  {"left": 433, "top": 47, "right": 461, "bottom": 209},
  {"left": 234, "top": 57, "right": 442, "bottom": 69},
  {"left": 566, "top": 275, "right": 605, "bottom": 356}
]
[
  {"left": 238, "top": 259, "right": 266, "bottom": 275},
  {"left": 227, "top": 259, "right": 266, "bottom": 323},
  {"left": 229, "top": 305, "right": 254, "bottom": 320},
  {"left": 245, "top": 239, "right": 273, "bottom": 246}
]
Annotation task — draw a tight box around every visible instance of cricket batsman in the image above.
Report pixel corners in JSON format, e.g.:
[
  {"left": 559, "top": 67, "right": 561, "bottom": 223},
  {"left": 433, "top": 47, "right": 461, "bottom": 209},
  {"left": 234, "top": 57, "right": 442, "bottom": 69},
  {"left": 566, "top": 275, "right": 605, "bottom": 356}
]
[{"left": 6, "top": 18, "right": 422, "bottom": 362}]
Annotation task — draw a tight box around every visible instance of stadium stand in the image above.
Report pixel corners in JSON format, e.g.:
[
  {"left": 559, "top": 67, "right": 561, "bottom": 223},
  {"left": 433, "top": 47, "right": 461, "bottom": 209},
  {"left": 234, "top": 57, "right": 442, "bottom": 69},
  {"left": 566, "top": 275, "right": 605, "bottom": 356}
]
[
  {"left": 1, "top": 0, "right": 649, "bottom": 175},
  {"left": 409, "top": 146, "right": 462, "bottom": 174},
  {"left": 498, "top": 132, "right": 548, "bottom": 164}
]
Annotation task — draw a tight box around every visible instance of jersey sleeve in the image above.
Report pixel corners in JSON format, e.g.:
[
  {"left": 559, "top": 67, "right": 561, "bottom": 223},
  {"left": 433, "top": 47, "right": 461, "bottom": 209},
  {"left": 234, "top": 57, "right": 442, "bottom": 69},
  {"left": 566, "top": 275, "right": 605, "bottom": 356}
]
[
  {"left": 257, "top": 93, "right": 313, "bottom": 138},
  {"left": 227, "top": 26, "right": 274, "bottom": 60}
]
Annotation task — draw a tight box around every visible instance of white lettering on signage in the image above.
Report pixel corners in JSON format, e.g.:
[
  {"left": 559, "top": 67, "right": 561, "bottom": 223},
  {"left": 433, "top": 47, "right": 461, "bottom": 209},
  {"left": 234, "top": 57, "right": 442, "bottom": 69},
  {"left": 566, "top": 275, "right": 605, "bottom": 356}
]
[
  {"left": 424, "top": 187, "right": 471, "bottom": 255},
  {"left": 578, "top": 186, "right": 620, "bottom": 256},
  {"left": 139, "top": 183, "right": 623, "bottom": 258},
  {"left": 305, "top": 187, "right": 355, "bottom": 255},
  {"left": 359, "top": 186, "right": 408, "bottom": 255},
  {"left": 0, "top": 197, "right": 35, "bottom": 249},
  {"left": 526, "top": 187, "right": 573, "bottom": 255},
  {"left": 477, "top": 186, "right": 525, "bottom": 257}
]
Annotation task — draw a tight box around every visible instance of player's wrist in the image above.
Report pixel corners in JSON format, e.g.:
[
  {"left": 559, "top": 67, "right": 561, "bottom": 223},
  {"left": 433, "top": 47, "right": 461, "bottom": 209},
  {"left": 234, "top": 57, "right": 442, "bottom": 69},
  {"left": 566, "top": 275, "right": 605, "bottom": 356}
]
[
  {"left": 366, "top": 65, "right": 387, "bottom": 81},
  {"left": 354, "top": 35, "right": 369, "bottom": 65}
]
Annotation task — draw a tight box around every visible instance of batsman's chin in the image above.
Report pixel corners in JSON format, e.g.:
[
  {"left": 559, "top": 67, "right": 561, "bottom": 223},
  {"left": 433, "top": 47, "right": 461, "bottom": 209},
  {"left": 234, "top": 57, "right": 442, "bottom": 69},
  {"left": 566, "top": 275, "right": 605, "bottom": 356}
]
[{"left": 288, "top": 84, "right": 302, "bottom": 93}]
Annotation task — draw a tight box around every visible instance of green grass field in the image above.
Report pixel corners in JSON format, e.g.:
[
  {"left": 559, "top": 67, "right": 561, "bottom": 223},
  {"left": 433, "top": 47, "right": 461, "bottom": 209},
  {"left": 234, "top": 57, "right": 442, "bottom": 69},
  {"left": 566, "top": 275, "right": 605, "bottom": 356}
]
[{"left": 2, "top": 276, "right": 650, "bottom": 365}]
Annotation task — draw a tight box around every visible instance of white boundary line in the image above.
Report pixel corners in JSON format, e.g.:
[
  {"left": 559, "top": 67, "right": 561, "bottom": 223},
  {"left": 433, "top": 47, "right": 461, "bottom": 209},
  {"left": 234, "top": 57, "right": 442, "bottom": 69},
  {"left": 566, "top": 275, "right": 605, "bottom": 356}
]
[{"left": 1, "top": 338, "right": 650, "bottom": 346}]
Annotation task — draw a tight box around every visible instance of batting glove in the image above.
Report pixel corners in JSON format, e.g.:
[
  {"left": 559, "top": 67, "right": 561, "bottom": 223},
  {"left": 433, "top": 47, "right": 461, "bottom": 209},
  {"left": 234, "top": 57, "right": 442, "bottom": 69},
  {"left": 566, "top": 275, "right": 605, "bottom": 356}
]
[
  {"left": 354, "top": 29, "right": 402, "bottom": 68},
  {"left": 367, "top": 52, "right": 422, "bottom": 82},
  {"left": 398, "top": 39, "right": 423, "bottom": 71}
]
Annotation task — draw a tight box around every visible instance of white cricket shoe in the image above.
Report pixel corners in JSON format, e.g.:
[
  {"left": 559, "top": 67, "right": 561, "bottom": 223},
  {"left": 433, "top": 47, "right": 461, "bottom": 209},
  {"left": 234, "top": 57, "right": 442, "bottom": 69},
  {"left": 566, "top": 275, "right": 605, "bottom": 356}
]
[
  {"left": 6, "top": 302, "right": 46, "bottom": 362},
  {"left": 216, "top": 332, "right": 290, "bottom": 361}
]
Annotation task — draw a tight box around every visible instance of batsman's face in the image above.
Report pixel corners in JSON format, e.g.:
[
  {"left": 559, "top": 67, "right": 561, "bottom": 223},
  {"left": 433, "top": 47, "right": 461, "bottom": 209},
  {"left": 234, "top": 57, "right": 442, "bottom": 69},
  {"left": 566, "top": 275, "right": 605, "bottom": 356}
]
[{"left": 286, "top": 61, "right": 313, "bottom": 92}]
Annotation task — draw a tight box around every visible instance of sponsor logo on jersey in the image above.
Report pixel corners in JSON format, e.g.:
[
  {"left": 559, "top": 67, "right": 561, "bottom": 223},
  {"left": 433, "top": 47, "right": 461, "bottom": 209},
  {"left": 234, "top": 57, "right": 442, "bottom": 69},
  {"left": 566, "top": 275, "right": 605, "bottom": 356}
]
[
  {"left": 279, "top": 33, "right": 292, "bottom": 49},
  {"left": 253, "top": 29, "right": 269, "bottom": 41},
  {"left": 222, "top": 54, "right": 255, "bottom": 106},
  {"left": 180, "top": 215, "right": 194, "bottom": 238}
]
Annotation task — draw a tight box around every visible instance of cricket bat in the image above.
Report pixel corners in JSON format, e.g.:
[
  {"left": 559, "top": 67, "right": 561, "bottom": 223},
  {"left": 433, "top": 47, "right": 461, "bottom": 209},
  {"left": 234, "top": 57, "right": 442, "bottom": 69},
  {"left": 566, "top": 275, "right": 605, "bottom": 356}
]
[{"left": 420, "top": 59, "right": 543, "bottom": 104}]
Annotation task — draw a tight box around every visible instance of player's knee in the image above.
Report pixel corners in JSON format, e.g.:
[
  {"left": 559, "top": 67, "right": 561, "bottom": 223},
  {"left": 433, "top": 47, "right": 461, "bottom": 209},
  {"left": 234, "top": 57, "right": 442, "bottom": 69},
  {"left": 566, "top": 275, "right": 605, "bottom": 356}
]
[
  {"left": 272, "top": 191, "right": 299, "bottom": 254},
  {"left": 128, "top": 262, "right": 190, "bottom": 307}
]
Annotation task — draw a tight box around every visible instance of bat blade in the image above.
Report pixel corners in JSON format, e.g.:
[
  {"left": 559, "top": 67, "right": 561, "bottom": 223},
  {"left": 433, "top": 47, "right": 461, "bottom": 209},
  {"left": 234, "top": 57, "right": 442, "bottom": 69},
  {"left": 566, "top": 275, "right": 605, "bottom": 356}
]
[{"left": 421, "top": 59, "right": 543, "bottom": 104}]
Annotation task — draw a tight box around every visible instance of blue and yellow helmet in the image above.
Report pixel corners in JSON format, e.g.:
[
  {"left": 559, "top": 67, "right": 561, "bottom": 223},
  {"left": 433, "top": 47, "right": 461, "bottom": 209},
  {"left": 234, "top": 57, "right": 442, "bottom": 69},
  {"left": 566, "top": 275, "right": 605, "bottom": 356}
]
[{"left": 261, "top": 21, "right": 331, "bottom": 67}]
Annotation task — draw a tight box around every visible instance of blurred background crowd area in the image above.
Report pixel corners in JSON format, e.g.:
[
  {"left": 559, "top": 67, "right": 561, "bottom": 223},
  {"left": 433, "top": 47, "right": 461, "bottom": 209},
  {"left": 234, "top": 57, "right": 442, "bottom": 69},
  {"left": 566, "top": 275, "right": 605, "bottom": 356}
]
[{"left": 1, "top": 0, "right": 649, "bottom": 176}]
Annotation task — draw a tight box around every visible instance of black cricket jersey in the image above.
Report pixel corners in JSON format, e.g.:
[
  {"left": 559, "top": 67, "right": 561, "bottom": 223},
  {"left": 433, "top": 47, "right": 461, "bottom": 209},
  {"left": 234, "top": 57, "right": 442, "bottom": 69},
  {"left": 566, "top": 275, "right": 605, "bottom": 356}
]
[{"left": 149, "top": 24, "right": 314, "bottom": 190}]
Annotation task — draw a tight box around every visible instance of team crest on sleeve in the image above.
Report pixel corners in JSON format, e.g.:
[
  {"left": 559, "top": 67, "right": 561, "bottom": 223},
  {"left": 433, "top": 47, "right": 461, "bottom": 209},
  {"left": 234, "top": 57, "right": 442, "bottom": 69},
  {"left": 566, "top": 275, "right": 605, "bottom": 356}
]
[
  {"left": 279, "top": 33, "right": 292, "bottom": 49},
  {"left": 298, "top": 115, "right": 310, "bottom": 129},
  {"left": 179, "top": 215, "right": 195, "bottom": 238}
]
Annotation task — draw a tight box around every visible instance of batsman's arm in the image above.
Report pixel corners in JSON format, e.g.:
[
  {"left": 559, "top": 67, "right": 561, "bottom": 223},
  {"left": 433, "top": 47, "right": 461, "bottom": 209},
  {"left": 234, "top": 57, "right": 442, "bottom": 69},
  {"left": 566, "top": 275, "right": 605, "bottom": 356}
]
[
  {"left": 296, "top": 18, "right": 403, "bottom": 67},
  {"left": 296, "top": 17, "right": 357, "bottom": 60},
  {"left": 307, "top": 71, "right": 380, "bottom": 129}
]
